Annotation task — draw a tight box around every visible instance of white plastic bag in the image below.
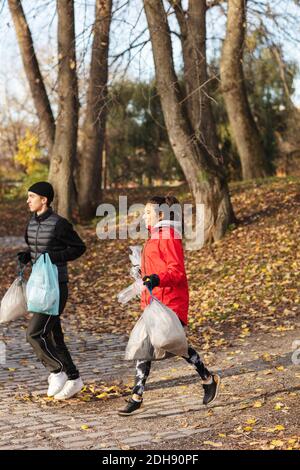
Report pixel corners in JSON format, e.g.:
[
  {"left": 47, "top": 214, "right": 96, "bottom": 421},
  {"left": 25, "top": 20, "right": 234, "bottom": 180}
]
[
  {"left": 117, "top": 245, "right": 145, "bottom": 304},
  {"left": 129, "top": 245, "right": 142, "bottom": 268},
  {"left": 0, "top": 276, "right": 28, "bottom": 323},
  {"left": 124, "top": 316, "right": 152, "bottom": 360},
  {"left": 143, "top": 297, "right": 189, "bottom": 358},
  {"left": 129, "top": 265, "right": 141, "bottom": 281},
  {"left": 125, "top": 315, "right": 168, "bottom": 361},
  {"left": 117, "top": 278, "right": 144, "bottom": 304}
]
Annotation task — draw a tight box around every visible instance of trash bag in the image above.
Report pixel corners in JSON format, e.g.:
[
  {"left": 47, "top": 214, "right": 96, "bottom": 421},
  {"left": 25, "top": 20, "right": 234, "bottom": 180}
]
[
  {"left": 117, "top": 245, "right": 145, "bottom": 304},
  {"left": 143, "top": 297, "right": 189, "bottom": 358},
  {"left": 129, "top": 245, "right": 142, "bottom": 268},
  {"left": 124, "top": 315, "right": 168, "bottom": 361},
  {"left": 26, "top": 253, "right": 60, "bottom": 315},
  {"left": 0, "top": 276, "right": 28, "bottom": 323},
  {"left": 129, "top": 265, "right": 141, "bottom": 281},
  {"left": 117, "top": 278, "right": 144, "bottom": 304},
  {"left": 125, "top": 316, "right": 152, "bottom": 360}
]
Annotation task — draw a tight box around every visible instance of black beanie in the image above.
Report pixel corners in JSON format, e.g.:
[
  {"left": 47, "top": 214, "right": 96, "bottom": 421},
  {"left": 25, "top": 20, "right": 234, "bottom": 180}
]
[{"left": 28, "top": 181, "right": 54, "bottom": 204}]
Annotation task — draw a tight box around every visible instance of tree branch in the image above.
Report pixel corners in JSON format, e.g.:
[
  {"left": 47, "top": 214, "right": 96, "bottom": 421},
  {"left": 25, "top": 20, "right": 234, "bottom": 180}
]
[{"left": 8, "top": 0, "right": 55, "bottom": 154}]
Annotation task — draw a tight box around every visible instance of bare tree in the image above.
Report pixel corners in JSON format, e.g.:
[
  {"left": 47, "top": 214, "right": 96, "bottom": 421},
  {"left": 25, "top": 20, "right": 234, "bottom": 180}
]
[
  {"left": 48, "top": 0, "right": 78, "bottom": 219},
  {"left": 172, "top": 0, "right": 220, "bottom": 161},
  {"left": 8, "top": 0, "right": 79, "bottom": 218},
  {"left": 8, "top": 0, "right": 55, "bottom": 153},
  {"left": 144, "top": 0, "right": 235, "bottom": 245},
  {"left": 220, "top": 0, "right": 269, "bottom": 180},
  {"left": 77, "top": 0, "right": 112, "bottom": 219}
]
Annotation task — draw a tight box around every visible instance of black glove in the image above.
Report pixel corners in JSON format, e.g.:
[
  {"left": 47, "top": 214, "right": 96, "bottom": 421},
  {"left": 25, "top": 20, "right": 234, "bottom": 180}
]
[
  {"left": 143, "top": 274, "right": 160, "bottom": 290},
  {"left": 17, "top": 251, "right": 31, "bottom": 265}
]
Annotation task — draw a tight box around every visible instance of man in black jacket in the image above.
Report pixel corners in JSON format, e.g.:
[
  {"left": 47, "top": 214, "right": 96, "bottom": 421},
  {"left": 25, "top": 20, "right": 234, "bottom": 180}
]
[{"left": 18, "top": 181, "right": 86, "bottom": 400}]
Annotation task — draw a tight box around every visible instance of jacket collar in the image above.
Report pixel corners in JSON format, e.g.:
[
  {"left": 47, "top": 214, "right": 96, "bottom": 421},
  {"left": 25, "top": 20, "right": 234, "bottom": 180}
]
[
  {"left": 34, "top": 207, "right": 53, "bottom": 222},
  {"left": 149, "top": 219, "right": 182, "bottom": 238}
]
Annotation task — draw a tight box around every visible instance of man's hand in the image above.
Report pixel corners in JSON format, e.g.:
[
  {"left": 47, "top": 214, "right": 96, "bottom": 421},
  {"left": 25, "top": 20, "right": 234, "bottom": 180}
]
[
  {"left": 17, "top": 251, "right": 31, "bottom": 265},
  {"left": 143, "top": 274, "right": 160, "bottom": 290},
  {"left": 47, "top": 251, "right": 62, "bottom": 263}
]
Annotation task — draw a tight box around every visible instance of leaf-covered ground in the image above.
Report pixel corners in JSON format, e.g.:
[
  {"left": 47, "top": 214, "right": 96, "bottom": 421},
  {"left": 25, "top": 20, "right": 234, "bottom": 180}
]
[{"left": 0, "top": 176, "right": 299, "bottom": 350}]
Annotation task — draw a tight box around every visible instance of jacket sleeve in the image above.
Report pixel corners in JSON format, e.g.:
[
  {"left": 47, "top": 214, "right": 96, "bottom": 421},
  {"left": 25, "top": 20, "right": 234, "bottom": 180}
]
[
  {"left": 48, "top": 219, "right": 86, "bottom": 263},
  {"left": 156, "top": 236, "right": 186, "bottom": 288},
  {"left": 24, "top": 220, "right": 30, "bottom": 248},
  {"left": 21, "top": 221, "right": 31, "bottom": 260}
]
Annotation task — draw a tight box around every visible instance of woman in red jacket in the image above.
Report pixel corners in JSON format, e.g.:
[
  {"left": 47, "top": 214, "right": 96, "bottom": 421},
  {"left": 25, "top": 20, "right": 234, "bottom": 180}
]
[{"left": 118, "top": 196, "right": 221, "bottom": 416}]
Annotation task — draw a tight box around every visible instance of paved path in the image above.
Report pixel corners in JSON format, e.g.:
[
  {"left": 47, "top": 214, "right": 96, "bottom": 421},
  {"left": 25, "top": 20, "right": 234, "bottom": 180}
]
[
  {"left": 0, "top": 236, "right": 27, "bottom": 249},
  {"left": 0, "top": 317, "right": 299, "bottom": 450},
  {"left": 0, "top": 320, "right": 206, "bottom": 450}
]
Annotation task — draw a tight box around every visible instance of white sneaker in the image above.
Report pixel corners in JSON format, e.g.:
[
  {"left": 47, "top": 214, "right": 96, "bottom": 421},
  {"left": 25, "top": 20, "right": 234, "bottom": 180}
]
[
  {"left": 48, "top": 372, "right": 59, "bottom": 384},
  {"left": 47, "top": 371, "right": 68, "bottom": 397},
  {"left": 54, "top": 377, "right": 84, "bottom": 400}
]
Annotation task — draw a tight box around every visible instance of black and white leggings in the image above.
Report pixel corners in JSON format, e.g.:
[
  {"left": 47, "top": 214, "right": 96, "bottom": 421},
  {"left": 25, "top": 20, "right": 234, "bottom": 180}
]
[{"left": 132, "top": 345, "right": 211, "bottom": 397}]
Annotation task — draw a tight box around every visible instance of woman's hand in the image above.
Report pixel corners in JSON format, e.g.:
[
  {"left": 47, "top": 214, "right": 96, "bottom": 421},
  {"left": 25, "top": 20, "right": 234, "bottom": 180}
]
[{"left": 143, "top": 274, "right": 160, "bottom": 289}]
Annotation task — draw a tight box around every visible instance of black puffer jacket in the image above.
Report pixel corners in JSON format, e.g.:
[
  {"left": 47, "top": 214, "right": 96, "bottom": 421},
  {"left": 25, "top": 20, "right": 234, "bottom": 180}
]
[{"left": 22, "top": 207, "right": 86, "bottom": 282}]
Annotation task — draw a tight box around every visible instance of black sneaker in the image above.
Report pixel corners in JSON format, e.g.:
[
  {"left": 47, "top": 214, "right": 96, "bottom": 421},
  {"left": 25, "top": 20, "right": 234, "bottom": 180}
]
[
  {"left": 118, "top": 396, "right": 143, "bottom": 416},
  {"left": 202, "top": 374, "right": 221, "bottom": 405}
]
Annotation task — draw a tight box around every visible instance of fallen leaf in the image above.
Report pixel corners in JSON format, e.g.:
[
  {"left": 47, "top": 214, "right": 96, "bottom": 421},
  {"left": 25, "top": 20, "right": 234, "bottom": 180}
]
[
  {"left": 203, "top": 441, "right": 223, "bottom": 447},
  {"left": 253, "top": 401, "right": 263, "bottom": 408}
]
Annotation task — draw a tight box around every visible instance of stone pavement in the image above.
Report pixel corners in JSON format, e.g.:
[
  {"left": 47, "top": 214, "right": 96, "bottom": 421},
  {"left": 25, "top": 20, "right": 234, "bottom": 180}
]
[
  {"left": 0, "top": 237, "right": 26, "bottom": 249},
  {"left": 0, "top": 316, "right": 299, "bottom": 450},
  {"left": 0, "top": 319, "right": 210, "bottom": 450}
]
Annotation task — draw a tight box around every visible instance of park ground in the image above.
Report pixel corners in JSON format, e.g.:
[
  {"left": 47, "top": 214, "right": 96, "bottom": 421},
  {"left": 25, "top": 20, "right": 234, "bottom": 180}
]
[{"left": 0, "top": 176, "right": 299, "bottom": 450}]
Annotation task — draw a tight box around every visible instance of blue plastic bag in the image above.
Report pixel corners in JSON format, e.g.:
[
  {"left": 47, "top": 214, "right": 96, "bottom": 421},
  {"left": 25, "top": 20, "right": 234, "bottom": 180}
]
[{"left": 26, "top": 253, "right": 60, "bottom": 315}]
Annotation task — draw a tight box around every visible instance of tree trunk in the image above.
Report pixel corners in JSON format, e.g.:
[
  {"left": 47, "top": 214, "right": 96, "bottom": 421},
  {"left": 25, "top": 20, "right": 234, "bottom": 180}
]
[
  {"left": 48, "top": 0, "right": 78, "bottom": 219},
  {"left": 173, "top": 0, "right": 236, "bottom": 230},
  {"left": 172, "top": 0, "right": 219, "bottom": 162},
  {"left": 220, "top": 0, "right": 268, "bottom": 180},
  {"left": 8, "top": 0, "right": 55, "bottom": 153},
  {"left": 144, "top": 0, "right": 235, "bottom": 245},
  {"left": 77, "top": 0, "right": 112, "bottom": 219}
]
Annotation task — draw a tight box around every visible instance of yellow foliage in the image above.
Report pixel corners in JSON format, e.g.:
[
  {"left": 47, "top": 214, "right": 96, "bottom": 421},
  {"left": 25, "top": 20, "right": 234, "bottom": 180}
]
[
  {"left": 14, "top": 130, "right": 41, "bottom": 174},
  {"left": 246, "top": 418, "right": 257, "bottom": 425}
]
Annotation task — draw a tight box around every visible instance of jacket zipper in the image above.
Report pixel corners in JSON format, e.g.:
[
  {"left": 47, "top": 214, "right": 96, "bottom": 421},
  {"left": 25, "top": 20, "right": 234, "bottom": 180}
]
[{"left": 34, "top": 221, "right": 41, "bottom": 263}]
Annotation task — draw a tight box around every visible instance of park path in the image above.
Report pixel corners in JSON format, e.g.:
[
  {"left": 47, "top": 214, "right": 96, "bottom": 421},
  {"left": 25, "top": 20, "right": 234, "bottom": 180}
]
[{"left": 0, "top": 315, "right": 299, "bottom": 450}]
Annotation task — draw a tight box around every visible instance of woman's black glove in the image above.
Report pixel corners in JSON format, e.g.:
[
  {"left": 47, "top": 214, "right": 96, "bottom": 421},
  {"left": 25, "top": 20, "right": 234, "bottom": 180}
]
[
  {"left": 143, "top": 274, "right": 160, "bottom": 290},
  {"left": 17, "top": 251, "right": 31, "bottom": 265}
]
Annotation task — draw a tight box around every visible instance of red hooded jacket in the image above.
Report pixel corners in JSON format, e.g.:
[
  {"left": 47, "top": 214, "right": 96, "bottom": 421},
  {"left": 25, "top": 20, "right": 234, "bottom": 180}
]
[{"left": 140, "top": 221, "right": 189, "bottom": 325}]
